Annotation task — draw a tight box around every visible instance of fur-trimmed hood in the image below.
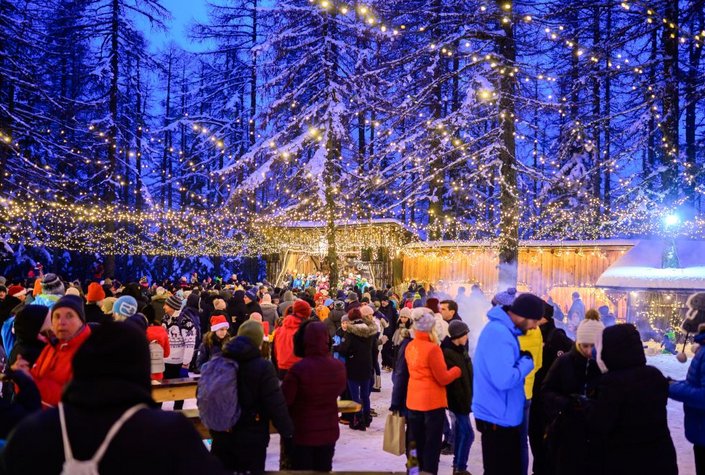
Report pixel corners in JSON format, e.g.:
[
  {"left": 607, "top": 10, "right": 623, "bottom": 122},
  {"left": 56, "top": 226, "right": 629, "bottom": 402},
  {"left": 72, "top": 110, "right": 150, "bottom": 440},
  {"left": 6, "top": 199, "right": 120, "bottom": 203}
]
[{"left": 346, "top": 319, "right": 377, "bottom": 338}]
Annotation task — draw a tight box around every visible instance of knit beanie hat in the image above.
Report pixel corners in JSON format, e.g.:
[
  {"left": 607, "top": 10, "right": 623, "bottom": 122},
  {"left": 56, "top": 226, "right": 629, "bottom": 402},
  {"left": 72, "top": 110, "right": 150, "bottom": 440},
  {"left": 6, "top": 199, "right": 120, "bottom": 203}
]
[
  {"left": 13, "top": 305, "right": 50, "bottom": 361},
  {"left": 101, "top": 297, "right": 117, "bottom": 315},
  {"left": 576, "top": 318, "right": 605, "bottom": 345},
  {"left": 212, "top": 298, "right": 226, "bottom": 311},
  {"left": 52, "top": 295, "right": 86, "bottom": 322},
  {"left": 449, "top": 320, "right": 470, "bottom": 339},
  {"left": 399, "top": 307, "right": 412, "bottom": 318},
  {"left": 359, "top": 304, "right": 374, "bottom": 318},
  {"left": 324, "top": 298, "right": 334, "bottom": 307},
  {"left": 210, "top": 314, "right": 229, "bottom": 332},
  {"left": 165, "top": 294, "right": 183, "bottom": 311},
  {"left": 346, "top": 291, "right": 358, "bottom": 302},
  {"left": 65, "top": 287, "right": 81, "bottom": 297},
  {"left": 341, "top": 314, "right": 350, "bottom": 323},
  {"left": 245, "top": 290, "right": 258, "bottom": 302},
  {"left": 334, "top": 300, "right": 345, "bottom": 310},
  {"left": 71, "top": 322, "right": 151, "bottom": 394},
  {"left": 113, "top": 295, "right": 139, "bottom": 319},
  {"left": 292, "top": 299, "right": 312, "bottom": 319},
  {"left": 493, "top": 287, "right": 518, "bottom": 306},
  {"left": 8, "top": 285, "right": 27, "bottom": 298},
  {"left": 86, "top": 282, "right": 106, "bottom": 302},
  {"left": 415, "top": 313, "right": 436, "bottom": 333},
  {"left": 249, "top": 312, "right": 263, "bottom": 322},
  {"left": 42, "top": 273, "right": 65, "bottom": 296},
  {"left": 507, "top": 293, "right": 545, "bottom": 320},
  {"left": 238, "top": 319, "right": 264, "bottom": 347},
  {"left": 262, "top": 293, "right": 272, "bottom": 304}
]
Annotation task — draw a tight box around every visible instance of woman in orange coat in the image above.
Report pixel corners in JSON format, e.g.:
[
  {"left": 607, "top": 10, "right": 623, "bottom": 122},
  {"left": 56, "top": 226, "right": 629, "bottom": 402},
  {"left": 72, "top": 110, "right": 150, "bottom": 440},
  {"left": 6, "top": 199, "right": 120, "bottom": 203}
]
[
  {"left": 405, "top": 312, "right": 461, "bottom": 475},
  {"left": 11, "top": 295, "right": 91, "bottom": 409}
]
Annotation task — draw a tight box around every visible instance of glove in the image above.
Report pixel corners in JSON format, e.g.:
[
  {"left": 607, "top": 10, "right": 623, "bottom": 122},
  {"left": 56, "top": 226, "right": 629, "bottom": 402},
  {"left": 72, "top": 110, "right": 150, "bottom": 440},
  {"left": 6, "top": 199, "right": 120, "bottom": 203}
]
[
  {"left": 389, "top": 404, "right": 401, "bottom": 412},
  {"left": 179, "top": 367, "right": 190, "bottom": 378},
  {"left": 517, "top": 355, "right": 534, "bottom": 375},
  {"left": 519, "top": 350, "right": 533, "bottom": 360}
]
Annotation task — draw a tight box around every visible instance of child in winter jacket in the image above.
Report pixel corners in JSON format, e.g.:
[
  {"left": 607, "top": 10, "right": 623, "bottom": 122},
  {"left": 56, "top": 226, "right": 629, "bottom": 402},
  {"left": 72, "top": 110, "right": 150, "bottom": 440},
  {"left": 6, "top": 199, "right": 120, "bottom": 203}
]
[
  {"left": 442, "top": 321, "right": 474, "bottom": 475},
  {"left": 196, "top": 314, "right": 230, "bottom": 370}
]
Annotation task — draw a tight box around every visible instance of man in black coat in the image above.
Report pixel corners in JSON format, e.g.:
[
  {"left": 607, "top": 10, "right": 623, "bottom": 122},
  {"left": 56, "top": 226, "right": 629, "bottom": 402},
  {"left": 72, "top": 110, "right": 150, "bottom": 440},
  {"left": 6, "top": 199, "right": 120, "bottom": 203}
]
[
  {"left": 243, "top": 289, "right": 263, "bottom": 321},
  {"left": 442, "top": 321, "right": 474, "bottom": 475},
  {"left": 211, "top": 320, "right": 294, "bottom": 473},
  {"left": 529, "top": 302, "right": 574, "bottom": 475},
  {"left": 0, "top": 322, "right": 229, "bottom": 475},
  {"left": 379, "top": 296, "right": 398, "bottom": 369}
]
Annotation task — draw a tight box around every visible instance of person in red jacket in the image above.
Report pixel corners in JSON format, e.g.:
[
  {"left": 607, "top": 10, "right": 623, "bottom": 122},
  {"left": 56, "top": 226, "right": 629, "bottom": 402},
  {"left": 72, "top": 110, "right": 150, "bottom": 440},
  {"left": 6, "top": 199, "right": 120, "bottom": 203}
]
[
  {"left": 282, "top": 321, "right": 346, "bottom": 471},
  {"left": 11, "top": 295, "right": 91, "bottom": 409},
  {"left": 406, "top": 312, "right": 461, "bottom": 475},
  {"left": 273, "top": 300, "right": 311, "bottom": 379}
]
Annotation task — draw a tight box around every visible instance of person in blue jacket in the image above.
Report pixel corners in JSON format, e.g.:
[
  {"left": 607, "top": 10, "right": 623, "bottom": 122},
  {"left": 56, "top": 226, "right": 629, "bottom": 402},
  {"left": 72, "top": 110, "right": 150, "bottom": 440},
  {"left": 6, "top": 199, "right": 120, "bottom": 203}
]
[
  {"left": 669, "top": 323, "right": 705, "bottom": 474},
  {"left": 472, "top": 292, "right": 544, "bottom": 475}
]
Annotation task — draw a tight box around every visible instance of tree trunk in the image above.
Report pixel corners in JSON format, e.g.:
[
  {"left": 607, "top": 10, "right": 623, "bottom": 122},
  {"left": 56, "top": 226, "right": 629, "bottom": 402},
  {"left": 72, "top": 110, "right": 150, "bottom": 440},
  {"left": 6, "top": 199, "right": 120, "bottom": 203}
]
[
  {"left": 104, "top": 0, "right": 120, "bottom": 279},
  {"left": 685, "top": 4, "right": 704, "bottom": 203},
  {"left": 427, "top": 0, "right": 445, "bottom": 240},
  {"left": 661, "top": 0, "right": 679, "bottom": 201},
  {"left": 496, "top": 0, "right": 518, "bottom": 289}
]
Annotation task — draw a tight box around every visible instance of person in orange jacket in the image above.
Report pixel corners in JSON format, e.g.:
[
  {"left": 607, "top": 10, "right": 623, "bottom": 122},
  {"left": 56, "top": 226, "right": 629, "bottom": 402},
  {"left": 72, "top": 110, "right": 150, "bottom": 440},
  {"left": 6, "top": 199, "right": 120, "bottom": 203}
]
[
  {"left": 11, "top": 295, "right": 91, "bottom": 409},
  {"left": 405, "top": 312, "right": 462, "bottom": 475}
]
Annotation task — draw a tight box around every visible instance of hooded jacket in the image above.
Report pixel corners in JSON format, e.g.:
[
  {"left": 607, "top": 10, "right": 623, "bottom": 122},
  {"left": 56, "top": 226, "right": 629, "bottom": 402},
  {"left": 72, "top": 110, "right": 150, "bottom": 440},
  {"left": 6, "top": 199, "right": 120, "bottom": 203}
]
[
  {"left": 281, "top": 322, "right": 346, "bottom": 446},
  {"left": 278, "top": 291, "right": 295, "bottom": 316},
  {"left": 669, "top": 331, "right": 705, "bottom": 446},
  {"left": 335, "top": 318, "right": 376, "bottom": 381},
  {"left": 588, "top": 324, "right": 677, "bottom": 475},
  {"left": 406, "top": 331, "right": 461, "bottom": 411},
  {"left": 259, "top": 301, "right": 278, "bottom": 329},
  {"left": 325, "top": 307, "right": 345, "bottom": 337},
  {"left": 273, "top": 314, "right": 306, "bottom": 370},
  {"left": 1, "top": 323, "right": 228, "bottom": 475},
  {"left": 30, "top": 324, "right": 92, "bottom": 408},
  {"left": 472, "top": 306, "right": 534, "bottom": 427}
]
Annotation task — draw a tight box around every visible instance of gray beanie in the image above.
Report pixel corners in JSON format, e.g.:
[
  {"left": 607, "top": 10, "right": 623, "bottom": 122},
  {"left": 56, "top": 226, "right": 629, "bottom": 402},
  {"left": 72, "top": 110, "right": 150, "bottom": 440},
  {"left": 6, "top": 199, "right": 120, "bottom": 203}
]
[{"left": 42, "top": 273, "right": 65, "bottom": 296}]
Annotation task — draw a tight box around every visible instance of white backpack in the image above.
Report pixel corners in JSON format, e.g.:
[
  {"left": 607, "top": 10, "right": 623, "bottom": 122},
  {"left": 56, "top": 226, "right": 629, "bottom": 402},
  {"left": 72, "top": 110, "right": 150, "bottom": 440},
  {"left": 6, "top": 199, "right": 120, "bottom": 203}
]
[
  {"left": 59, "top": 402, "right": 146, "bottom": 475},
  {"left": 149, "top": 340, "right": 165, "bottom": 374}
]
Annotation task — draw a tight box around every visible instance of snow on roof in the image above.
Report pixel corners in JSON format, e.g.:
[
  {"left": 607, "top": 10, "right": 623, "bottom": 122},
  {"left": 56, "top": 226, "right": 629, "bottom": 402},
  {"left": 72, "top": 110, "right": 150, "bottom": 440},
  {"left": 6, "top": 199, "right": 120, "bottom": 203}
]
[
  {"left": 596, "top": 239, "right": 705, "bottom": 290},
  {"left": 405, "top": 239, "right": 637, "bottom": 249}
]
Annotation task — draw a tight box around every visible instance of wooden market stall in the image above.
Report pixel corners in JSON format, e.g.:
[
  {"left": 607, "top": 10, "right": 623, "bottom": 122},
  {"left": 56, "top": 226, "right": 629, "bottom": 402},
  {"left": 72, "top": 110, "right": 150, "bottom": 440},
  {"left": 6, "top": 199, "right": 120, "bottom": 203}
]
[
  {"left": 595, "top": 239, "right": 705, "bottom": 336},
  {"left": 401, "top": 240, "right": 636, "bottom": 318}
]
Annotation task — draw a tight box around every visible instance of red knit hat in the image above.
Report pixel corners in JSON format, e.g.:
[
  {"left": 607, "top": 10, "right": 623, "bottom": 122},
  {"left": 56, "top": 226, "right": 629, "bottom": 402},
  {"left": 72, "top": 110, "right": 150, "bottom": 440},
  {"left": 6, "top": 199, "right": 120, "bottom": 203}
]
[
  {"left": 86, "top": 282, "right": 106, "bottom": 302},
  {"left": 210, "top": 314, "right": 229, "bottom": 332},
  {"left": 292, "top": 299, "right": 312, "bottom": 319},
  {"left": 8, "top": 285, "right": 27, "bottom": 297}
]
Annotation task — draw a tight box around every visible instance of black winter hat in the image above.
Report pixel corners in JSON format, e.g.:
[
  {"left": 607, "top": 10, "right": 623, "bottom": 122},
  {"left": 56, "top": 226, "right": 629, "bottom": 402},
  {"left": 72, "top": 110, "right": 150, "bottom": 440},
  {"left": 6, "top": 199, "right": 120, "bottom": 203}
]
[
  {"left": 600, "top": 324, "right": 646, "bottom": 371},
  {"left": 448, "top": 320, "right": 469, "bottom": 339},
  {"left": 52, "top": 295, "right": 86, "bottom": 322},
  {"left": 72, "top": 322, "right": 151, "bottom": 391},
  {"left": 506, "top": 293, "right": 545, "bottom": 320},
  {"left": 13, "top": 305, "right": 49, "bottom": 342}
]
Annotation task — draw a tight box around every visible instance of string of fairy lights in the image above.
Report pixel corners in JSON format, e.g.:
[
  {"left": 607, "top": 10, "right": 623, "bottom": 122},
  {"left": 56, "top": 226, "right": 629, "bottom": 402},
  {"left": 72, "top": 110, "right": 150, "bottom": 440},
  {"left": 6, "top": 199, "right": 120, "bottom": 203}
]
[{"left": 0, "top": 1, "right": 703, "bottom": 256}]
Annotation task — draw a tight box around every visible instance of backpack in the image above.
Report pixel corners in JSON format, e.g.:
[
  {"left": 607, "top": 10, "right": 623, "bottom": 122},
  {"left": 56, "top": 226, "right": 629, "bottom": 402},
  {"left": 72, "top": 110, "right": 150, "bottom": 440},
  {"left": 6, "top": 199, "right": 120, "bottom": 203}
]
[
  {"left": 149, "top": 340, "right": 165, "bottom": 374},
  {"left": 196, "top": 356, "right": 241, "bottom": 432},
  {"left": 59, "top": 402, "right": 146, "bottom": 475}
]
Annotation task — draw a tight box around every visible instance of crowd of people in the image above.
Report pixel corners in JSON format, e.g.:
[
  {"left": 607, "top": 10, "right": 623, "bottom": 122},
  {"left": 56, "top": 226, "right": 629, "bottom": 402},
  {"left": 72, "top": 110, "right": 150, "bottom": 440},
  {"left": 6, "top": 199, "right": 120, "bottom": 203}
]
[{"left": 0, "top": 272, "right": 701, "bottom": 474}]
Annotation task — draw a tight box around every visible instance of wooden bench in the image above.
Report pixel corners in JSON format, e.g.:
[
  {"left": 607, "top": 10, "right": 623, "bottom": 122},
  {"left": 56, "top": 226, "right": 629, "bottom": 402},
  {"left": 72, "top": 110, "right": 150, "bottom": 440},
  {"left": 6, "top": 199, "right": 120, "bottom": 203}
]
[
  {"left": 151, "top": 377, "right": 198, "bottom": 403},
  {"left": 153, "top": 377, "right": 362, "bottom": 438}
]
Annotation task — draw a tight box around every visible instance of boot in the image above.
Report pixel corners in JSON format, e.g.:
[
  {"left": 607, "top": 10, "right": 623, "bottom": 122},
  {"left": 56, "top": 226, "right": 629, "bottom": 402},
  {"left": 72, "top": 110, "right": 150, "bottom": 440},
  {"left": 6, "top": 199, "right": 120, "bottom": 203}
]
[
  {"left": 364, "top": 411, "right": 372, "bottom": 428},
  {"left": 372, "top": 374, "right": 382, "bottom": 391},
  {"left": 350, "top": 413, "right": 366, "bottom": 431}
]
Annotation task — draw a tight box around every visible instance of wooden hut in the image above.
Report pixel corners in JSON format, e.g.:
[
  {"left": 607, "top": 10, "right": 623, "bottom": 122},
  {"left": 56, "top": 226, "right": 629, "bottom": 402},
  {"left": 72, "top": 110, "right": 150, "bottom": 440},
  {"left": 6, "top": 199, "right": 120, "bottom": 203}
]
[{"left": 401, "top": 240, "right": 635, "bottom": 318}]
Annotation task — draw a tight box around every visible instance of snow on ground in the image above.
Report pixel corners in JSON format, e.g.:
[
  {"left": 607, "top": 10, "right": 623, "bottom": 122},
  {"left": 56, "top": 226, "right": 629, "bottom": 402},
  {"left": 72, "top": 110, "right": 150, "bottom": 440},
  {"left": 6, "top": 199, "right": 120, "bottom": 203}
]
[{"left": 171, "top": 353, "right": 695, "bottom": 473}]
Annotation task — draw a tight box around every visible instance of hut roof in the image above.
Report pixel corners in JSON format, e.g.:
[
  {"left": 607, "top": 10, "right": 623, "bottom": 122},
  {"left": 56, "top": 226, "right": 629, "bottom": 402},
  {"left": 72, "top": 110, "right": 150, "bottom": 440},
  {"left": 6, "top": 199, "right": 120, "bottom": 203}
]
[{"left": 596, "top": 240, "right": 705, "bottom": 291}]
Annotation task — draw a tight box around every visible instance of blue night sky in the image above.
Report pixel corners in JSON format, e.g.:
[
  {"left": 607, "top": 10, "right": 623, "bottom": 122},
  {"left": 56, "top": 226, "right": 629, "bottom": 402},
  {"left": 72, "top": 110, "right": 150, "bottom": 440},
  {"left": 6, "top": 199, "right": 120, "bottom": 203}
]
[{"left": 144, "top": 0, "right": 212, "bottom": 52}]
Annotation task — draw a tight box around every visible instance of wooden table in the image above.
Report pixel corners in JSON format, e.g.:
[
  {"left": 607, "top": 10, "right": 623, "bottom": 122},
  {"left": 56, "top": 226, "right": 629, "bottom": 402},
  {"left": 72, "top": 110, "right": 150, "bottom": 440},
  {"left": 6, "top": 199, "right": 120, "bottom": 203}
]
[{"left": 151, "top": 377, "right": 198, "bottom": 403}]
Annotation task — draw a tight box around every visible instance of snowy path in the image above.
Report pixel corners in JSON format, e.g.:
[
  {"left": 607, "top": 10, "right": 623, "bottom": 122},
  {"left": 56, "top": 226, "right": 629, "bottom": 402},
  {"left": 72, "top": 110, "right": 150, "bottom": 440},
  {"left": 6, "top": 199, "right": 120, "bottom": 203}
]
[{"left": 173, "top": 353, "right": 694, "bottom": 473}]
